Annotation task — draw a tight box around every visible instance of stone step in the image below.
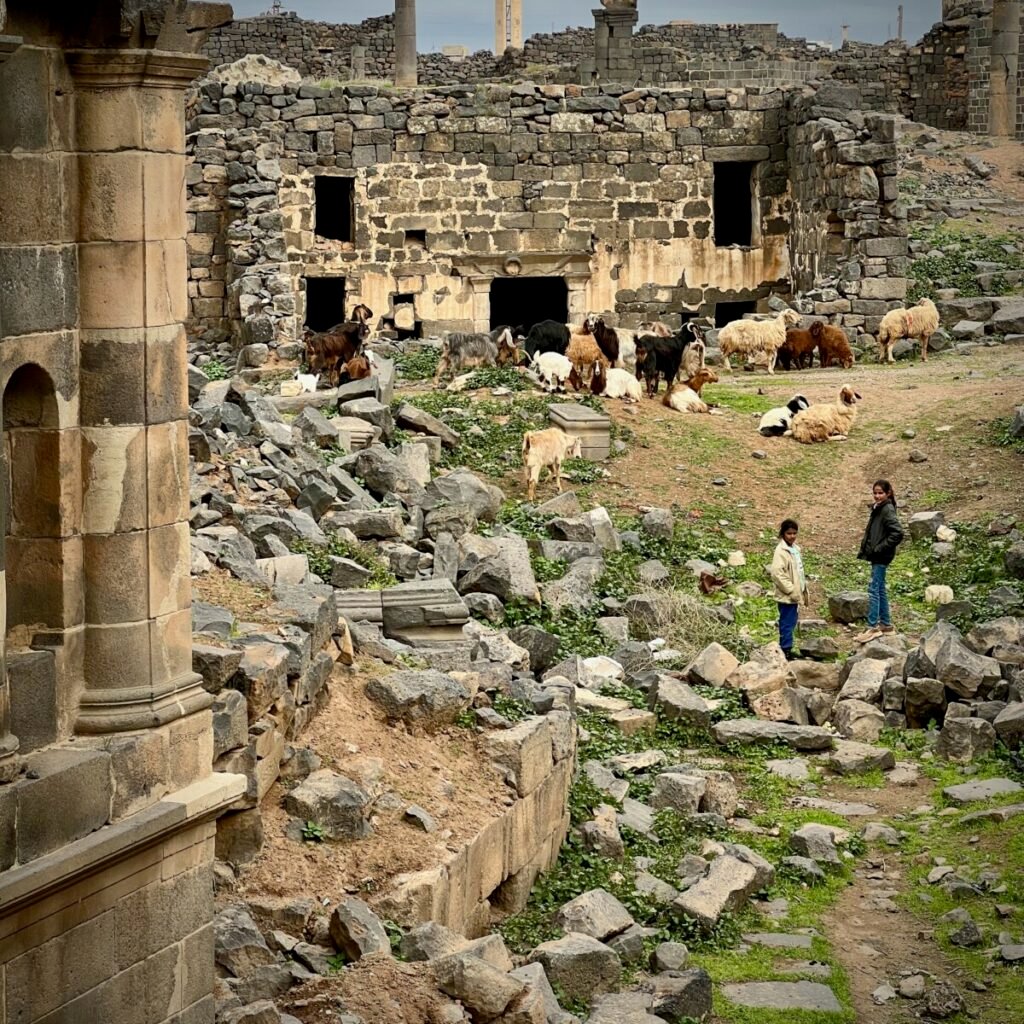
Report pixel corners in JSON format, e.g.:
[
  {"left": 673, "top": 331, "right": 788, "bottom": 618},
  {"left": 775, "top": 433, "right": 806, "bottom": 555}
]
[{"left": 719, "top": 981, "right": 843, "bottom": 1013}]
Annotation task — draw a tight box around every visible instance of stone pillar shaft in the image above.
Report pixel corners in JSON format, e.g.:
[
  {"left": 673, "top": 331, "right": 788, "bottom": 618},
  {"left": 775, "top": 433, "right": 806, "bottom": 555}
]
[
  {"left": 990, "top": 0, "right": 1021, "bottom": 138},
  {"left": 68, "top": 50, "right": 211, "bottom": 734},
  {"left": 494, "top": 0, "right": 523, "bottom": 56},
  {"left": 395, "top": 0, "right": 417, "bottom": 87}
]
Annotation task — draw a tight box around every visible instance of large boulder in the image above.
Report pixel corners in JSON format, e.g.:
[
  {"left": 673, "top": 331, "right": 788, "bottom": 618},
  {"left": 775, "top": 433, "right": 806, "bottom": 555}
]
[
  {"left": 343, "top": 444, "right": 424, "bottom": 503},
  {"left": 554, "top": 889, "right": 634, "bottom": 942},
  {"left": 507, "top": 625, "right": 561, "bottom": 674},
  {"left": 1006, "top": 541, "right": 1024, "bottom": 580},
  {"left": 832, "top": 699, "right": 885, "bottom": 742},
  {"left": 214, "top": 906, "right": 277, "bottom": 979},
  {"left": 527, "top": 933, "right": 622, "bottom": 1004},
  {"left": 422, "top": 468, "right": 504, "bottom": 522},
  {"left": 685, "top": 643, "right": 739, "bottom": 688},
  {"left": 542, "top": 557, "right": 604, "bottom": 613},
  {"left": 908, "top": 511, "right": 945, "bottom": 541},
  {"left": 933, "top": 635, "right": 1002, "bottom": 699},
  {"left": 432, "top": 952, "right": 525, "bottom": 1020},
  {"left": 457, "top": 535, "right": 540, "bottom": 604},
  {"left": 828, "top": 591, "right": 869, "bottom": 624},
  {"left": 673, "top": 847, "right": 774, "bottom": 932},
  {"left": 713, "top": 719, "right": 833, "bottom": 751},
  {"left": 329, "top": 898, "right": 391, "bottom": 960},
  {"left": 650, "top": 773, "right": 707, "bottom": 814},
  {"left": 994, "top": 702, "right": 1024, "bottom": 748},
  {"left": 828, "top": 740, "right": 895, "bottom": 775},
  {"left": 395, "top": 402, "right": 461, "bottom": 448},
  {"left": 838, "top": 659, "right": 888, "bottom": 704},
  {"left": 936, "top": 717, "right": 997, "bottom": 762},
  {"left": 365, "top": 669, "right": 471, "bottom": 730},
  {"left": 644, "top": 969, "right": 713, "bottom": 1023},
  {"left": 281, "top": 770, "right": 372, "bottom": 840},
  {"left": 647, "top": 676, "right": 712, "bottom": 729}
]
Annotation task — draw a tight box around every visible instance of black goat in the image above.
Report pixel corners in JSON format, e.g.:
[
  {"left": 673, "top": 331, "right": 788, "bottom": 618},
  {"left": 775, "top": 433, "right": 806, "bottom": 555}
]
[
  {"left": 634, "top": 322, "right": 703, "bottom": 397},
  {"left": 588, "top": 316, "right": 620, "bottom": 367},
  {"left": 523, "top": 320, "right": 570, "bottom": 359}
]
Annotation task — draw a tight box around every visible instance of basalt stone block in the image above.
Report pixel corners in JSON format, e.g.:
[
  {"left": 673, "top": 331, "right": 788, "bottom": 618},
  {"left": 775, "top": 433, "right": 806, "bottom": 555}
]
[
  {"left": 365, "top": 669, "right": 471, "bottom": 730},
  {"left": 262, "top": 585, "right": 338, "bottom": 652},
  {"left": 381, "top": 578, "right": 468, "bottom": 633},
  {"left": 194, "top": 643, "right": 244, "bottom": 693},
  {"left": 229, "top": 642, "right": 290, "bottom": 719},
  {"left": 828, "top": 591, "right": 869, "bottom": 624},
  {"left": 282, "top": 769, "right": 372, "bottom": 840},
  {"left": 213, "top": 689, "right": 250, "bottom": 759}
]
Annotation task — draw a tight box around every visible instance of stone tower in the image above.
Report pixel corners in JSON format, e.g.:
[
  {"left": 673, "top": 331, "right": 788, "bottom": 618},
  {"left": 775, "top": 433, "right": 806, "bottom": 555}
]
[{"left": 494, "top": 0, "right": 523, "bottom": 56}]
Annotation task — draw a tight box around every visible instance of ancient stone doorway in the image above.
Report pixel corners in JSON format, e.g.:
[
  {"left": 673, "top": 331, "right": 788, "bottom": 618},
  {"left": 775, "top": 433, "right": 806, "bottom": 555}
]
[
  {"left": 714, "top": 299, "right": 757, "bottom": 327},
  {"left": 490, "top": 276, "right": 569, "bottom": 333},
  {"left": 313, "top": 175, "right": 355, "bottom": 242},
  {"left": 304, "top": 276, "right": 347, "bottom": 332},
  {"left": 713, "top": 161, "right": 756, "bottom": 247}
]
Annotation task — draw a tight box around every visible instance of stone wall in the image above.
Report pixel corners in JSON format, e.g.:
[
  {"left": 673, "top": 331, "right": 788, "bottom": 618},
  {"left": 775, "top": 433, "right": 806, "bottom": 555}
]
[
  {"left": 788, "top": 85, "right": 909, "bottom": 335},
  {"left": 908, "top": 20, "right": 971, "bottom": 130},
  {"left": 185, "top": 79, "right": 800, "bottom": 350},
  {"left": 829, "top": 42, "right": 912, "bottom": 115}
]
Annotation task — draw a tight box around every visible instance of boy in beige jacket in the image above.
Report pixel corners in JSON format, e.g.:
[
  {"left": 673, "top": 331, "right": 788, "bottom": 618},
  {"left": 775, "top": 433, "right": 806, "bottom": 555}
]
[{"left": 770, "top": 518, "right": 808, "bottom": 660}]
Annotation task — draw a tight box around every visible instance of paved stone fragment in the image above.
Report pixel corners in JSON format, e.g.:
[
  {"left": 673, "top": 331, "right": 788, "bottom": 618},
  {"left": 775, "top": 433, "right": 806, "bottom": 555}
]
[{"left": 720, "top": 981, "right": 843, "bottom": 1013}]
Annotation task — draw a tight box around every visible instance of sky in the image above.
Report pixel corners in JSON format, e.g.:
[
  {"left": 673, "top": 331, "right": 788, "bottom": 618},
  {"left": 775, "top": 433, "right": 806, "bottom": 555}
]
[{"left": 231, "top": 1, "right": 940, "bottom": 52}]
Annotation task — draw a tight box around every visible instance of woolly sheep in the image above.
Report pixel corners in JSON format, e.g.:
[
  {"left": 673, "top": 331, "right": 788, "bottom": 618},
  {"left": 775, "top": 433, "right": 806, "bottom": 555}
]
[
  {"left": 566, "top": 334, "right": 607, "bottom": 385},
  {"left": 877, "top": 298, "right": 940, "bottom": 363},
  {"left": 789, "top": 385, "right": 861, "bottom": 443},
  {"left": 758, "top": 394, "right": 810, "bottom": 437},
  {"left": 719, "top": 308, "right": 801, "bottom": 375}
]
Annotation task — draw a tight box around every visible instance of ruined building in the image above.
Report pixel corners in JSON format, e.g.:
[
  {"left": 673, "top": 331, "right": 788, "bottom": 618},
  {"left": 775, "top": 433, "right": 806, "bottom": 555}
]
[{"left": 0, "top": 3, "right": 242, "bottom": 1022}]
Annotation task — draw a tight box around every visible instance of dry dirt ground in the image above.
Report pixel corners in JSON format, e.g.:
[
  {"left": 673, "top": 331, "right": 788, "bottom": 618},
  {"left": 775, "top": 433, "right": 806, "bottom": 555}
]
[
  {"left": 535, "top": 349, "right": 1024, "bottom": 556},
  {"left": 236, "top": 669, "right": 510, "bottom": 909}
]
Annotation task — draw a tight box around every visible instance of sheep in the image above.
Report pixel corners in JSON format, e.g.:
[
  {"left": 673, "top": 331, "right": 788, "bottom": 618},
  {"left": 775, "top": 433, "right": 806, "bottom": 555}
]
[
  {"left": 522, "top": 428, "right": 583, "bottom": 500},
  {"left": 531, "top": 351, "right": 574, "bottom": 392},
  {"left": 789, "top": 385, "right": 861, "bottom": 443},
  {"left": 876, "top": 298, "right": 940, "bottom": 363},
  {"left": 590, "top": 360, "right": 642, "bottom": 402},
  {"left": 718, "top": 308, "right": 801, "bottom": 375},
  {"left": 434, "top": 326, "right": 516, "bottom": 383},
  {"left": 812, "top": 321, "right": 855, "bottom": 369},
  {"left": 566, "top": 333, "right": 607, "bottom": 387},
  {"left": 777, "top": 327, "right": 817, "bottom": 370},
  {"left": 758, "top": 394, "right": 810, "bottom": 436},
  {"left": 662, "top": 367, "right": 720, "bottom": 414},
  {"left": 524, "top": 320, "right": 571, "bottom": 358}
]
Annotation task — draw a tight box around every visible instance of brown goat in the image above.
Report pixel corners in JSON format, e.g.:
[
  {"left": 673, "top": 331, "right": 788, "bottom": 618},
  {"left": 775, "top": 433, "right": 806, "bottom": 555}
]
[
  {"left": 341, "top": 352, "right": 372, "bottom": 382},
  {"left": 779, "top": 327, "right": 817, "bottom": 370},
  {"left": 350, "top": 303, "right": 373, "bottom": 324},
  {"left": 812, "top": 322, "right": 855, "bottom": 369},
  {"left": 304, "top": 321, "right": 370, "bottom": 387},
  {"left": 566, "top": 334, "right": 607, "bottom": 388}
]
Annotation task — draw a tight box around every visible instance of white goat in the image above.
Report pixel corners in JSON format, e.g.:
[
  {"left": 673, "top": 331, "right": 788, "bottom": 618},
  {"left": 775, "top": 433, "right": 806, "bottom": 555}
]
[
  {"left": 681, "top": 339, "right": 706, "bottom": 380},
  {"left": 531, "top": 352, "right": 574, "bottom": 392},
  {"left": 294, "top": 369, "right": 319, "bottom": 393},
  {"left": 522, "top": 428, "right": 583, "bottom": 500},
  {"left": 719, "top": 308, "right": 801, "bottom": 375},
  {"left": 876, "top": 298, "right": 940, "bottom": 363},
  {"left": 593, "top": 363, "right": 643, "bottom": 402},
  {"left": 789, "top": 385, "right": 861, "bottom": 443}
]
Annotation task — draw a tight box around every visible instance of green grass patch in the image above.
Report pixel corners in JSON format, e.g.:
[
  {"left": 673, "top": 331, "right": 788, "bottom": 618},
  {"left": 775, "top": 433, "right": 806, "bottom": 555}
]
[
  {"left": 394, "top": 347, "right": 440, "bottom": 381},
  {"left": 291, "top": 535, "right": 398, "bottom": 589},
  {"left": 987, "top": 415, "right": 1024, "bottom": 454},
  {"left": 908, "top": 226, "right": 1024, "bottom": 302},
  {"left": 706, "top": 386, "right": 776, "bottom": 415}
]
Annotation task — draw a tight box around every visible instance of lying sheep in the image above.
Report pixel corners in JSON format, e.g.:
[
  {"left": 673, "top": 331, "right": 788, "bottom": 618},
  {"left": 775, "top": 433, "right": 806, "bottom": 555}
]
[
  {"left": 719, "top": 308, "right": 801, "bottom": 375},
  {"left": 522, "top": 428, "right": 583, "bottom": 500},
  {"left": 531, "top": 351, "right": 574, "bottom": 392},
  {"left": 789, "top": 385, "right": 861, "bottom": 443},
  {"left": 591, "top": 361, "right": 643, "bottom": 402},
  {"left": 876, "top": 298, "right": 940, "bottom": 363},
  {"left": 758, "top": 394, "right": 810, "bottom": 436},
  {"left": 662, "top": 367, "right": 720, "bottom": 413},
  {"left": 812, "top": 321, "right": 855, "bottom": 369}
]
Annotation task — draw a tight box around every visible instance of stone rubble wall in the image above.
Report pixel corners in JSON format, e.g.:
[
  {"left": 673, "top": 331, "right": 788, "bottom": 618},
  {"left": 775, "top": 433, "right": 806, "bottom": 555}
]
[
  {"left": 907, "top": 20, "right": 971, "bottom": 130},
  {"left": 185, "top": 79, "right": 799, "bottom": 353}
]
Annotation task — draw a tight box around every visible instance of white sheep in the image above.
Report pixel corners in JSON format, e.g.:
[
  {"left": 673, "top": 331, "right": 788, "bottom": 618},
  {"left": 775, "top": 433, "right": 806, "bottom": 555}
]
[
  {"left": 531, "top": 352, "right": 573, "bottom": 392},
  {"left": 758, "top": 394, "right": 810, "bottom": 437},
  {"left": 789, "top": 385, "right": 861, "bottom": 443},
  {"left": 522, "top": 428, "right": 583, "bottom": 500},
  {"left": 719, "top": 308, "right": 801, "bottom": 375},
  {"left": 876, "top": 298, "right": 940, "bottom": 363}
]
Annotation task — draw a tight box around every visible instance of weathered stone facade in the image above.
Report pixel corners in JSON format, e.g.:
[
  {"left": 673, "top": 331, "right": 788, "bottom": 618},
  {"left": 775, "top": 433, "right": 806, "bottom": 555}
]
[{"left": 0, "top": 4, "right": 242, "bottom": 1023}]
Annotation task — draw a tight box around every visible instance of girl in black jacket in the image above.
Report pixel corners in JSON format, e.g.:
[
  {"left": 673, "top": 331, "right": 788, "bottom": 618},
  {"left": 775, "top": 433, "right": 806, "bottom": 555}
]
[{"left": 854, "top": 479, "right": 905, "bottom": 642}]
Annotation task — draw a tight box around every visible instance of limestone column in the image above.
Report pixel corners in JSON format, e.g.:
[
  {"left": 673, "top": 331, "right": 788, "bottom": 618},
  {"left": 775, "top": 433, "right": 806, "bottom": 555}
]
[
  {"left": 511, "top": 0, "right": 523, "bottom": 50},
  {"left": 495, "top": 0, "right": 523, "bottom": 56},
  {"left": 68, "top": 49, "right": 211, "bottom": 734},
  {"left": 395, "top": 0, "right": 417, "bottom": 87},
  {"left": 990, "top": 0, "right": 1021, "bottom": 137}
]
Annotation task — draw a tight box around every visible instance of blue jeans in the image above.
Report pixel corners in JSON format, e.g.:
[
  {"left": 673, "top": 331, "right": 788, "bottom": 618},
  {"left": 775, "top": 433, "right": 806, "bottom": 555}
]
[
  {"left": 778, "top": 602, "right": 799, "bottom": 652},
  {"left": 868, "top": 563, "right": 891, "bottom": 627}
]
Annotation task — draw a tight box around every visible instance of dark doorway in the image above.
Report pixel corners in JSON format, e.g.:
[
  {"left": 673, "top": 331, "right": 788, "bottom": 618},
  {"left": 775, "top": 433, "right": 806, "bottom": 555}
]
[
  {"left": 314, "top": 176, "right": 355, "bottom": 242},
  {"left": 713, "top": 162, "right": 755, "bottom": 247},
  {"left": 714, "top": 300, "right": 757, "bottom": 328},
  {"left": 490, "top": 277, "right": 569, "bottom": 333},
  {"left": 304, "top": 277, "right": 347, "bottom": 332}
]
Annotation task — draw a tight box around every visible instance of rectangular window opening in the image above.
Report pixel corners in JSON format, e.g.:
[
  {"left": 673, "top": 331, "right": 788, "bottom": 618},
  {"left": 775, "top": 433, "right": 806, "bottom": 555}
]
[
  {"left": 404, "top": 229, "right": 427, "bottom": 249},
  {"left": 714, "top": 300, "right": 757, "bottom": 329},
  {"left": 314, "top": 176, "right": 354, "bottom": 242},
  {"left": 387, "top": 293, "right": 422, "bottom": 340},
  {"left": 713, "top": 162, "right": 755, "bottom": 248},
  {"left": 304, "top": 276, "right": 347, "bottom": 333}
]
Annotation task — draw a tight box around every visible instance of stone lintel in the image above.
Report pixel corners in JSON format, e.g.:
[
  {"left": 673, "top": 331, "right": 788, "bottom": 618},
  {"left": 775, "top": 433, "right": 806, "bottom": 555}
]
[
  {"left": 452, "top": 251, "right": 593, "bottom": 280},
  {"left": 0, "top": 771, "right": 244, "bottom": 919},
  {"left": 65, "top": 47, "right": 209, "bottom": 88}
]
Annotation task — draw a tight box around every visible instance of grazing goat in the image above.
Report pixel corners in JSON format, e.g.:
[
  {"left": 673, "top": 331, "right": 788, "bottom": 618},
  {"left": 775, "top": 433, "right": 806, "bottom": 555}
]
[
  {"left": 719, "top": 308, "right": 801, "bottom": 375},
  {"left": 433, "top": 326, "right": 516, "bottom": 384},
  {"left": 524, "top": 320, "right": 571, "bottom": 358},
  {"left": 522, "top": 428, "right": 582, "bottom": 500},
  {"left": 304, "top": 321, "right": 370, "bottom": 387},
  {"left": 758, "top": 394, "right": 810, "bottom": 437},
  {"left": 778, "top": 327, "right": 817, "bottom": 370},
  {"left": 877, "top": 298, "right": 940, "bottom": 363},
  {"left": 812, "top": 322, "right": 855, "bottom": 369},
  {"left": 595, "top": 364, "right": 643, "bottom": 402},
  {"left": 566, "top": 334, "right": 607, "bottom": 388},
  {"left": 634, "top": 323, "right": 703, "bottom": 397},
  {"left": 588, "top": 317, "right": 620, "bottom": 367},
  {"left": 662, "top": 367, "right": 720, "bottom": 414},
  {"left": 789, "top": 385, "right": 861, "bottom": 443},
  {"left": 531, "top": 352, "right": 574, "bottom": 392}
]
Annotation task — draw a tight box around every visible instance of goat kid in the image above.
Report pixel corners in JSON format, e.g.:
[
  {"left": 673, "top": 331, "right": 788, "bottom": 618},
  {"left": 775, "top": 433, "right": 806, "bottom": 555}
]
[{"left": 522, "top": 428, "right": 583, "bottom": 500}]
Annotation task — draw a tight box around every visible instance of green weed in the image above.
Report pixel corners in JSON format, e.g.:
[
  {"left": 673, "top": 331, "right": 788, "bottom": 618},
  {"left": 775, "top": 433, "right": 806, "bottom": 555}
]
[
  {"left": 291, "top": 536, "right": 398, "bottom": 589},
  {"left": 202, "top": 358, "right": 231, "bottom": 381},
  {"left": 908, "top": 226, "right": 1024, "bottom": 302}
]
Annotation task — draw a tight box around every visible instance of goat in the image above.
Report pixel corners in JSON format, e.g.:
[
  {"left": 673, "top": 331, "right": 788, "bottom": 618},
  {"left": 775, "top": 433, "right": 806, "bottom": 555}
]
[
  {"left": 812, "top": 322, "right": 855, "bottom": 369},
  {"left": 294, "top": 369, "right": 319, "bottom": 394},
  {"left": 524, "top": 320, "right": 571, "bottom": 359},
  {"left": 340, "top": 352, "right": 372, "bottom": 382},
  {"left": 681, "top": 338, "right": 706, "bottom": 381},
  {"left": 595, "top": 364, "right": 643, "bottom": 402},
  {"left": 634, "top": 322, "right": 703, "bottom": 397},
  {"left": 789, "top": 385, "right": 861, "bottom": 443},
  {"left": 719, "top": 308, "right": 801, "bottom": 375},
  {"left": 588, "top": 317, "right": 620, "bottom": 367},
  {"left": 531, "top": 351, "right": 574, "bottom": 392},
  {"left": 778, "top": 327, "right": 817, "bottom": 370},
  {"left": 662, "top": 367, "right": 720, "bottom": 414},
  {"left": 566, "top": 334, "right": 607, "bottom": 388},
  {"left": 433, "top": 326, "right": 516, "bottom": 384},
  {"left": 522, "top": 428, "right": 582, "bottom": 500},
  {"left": 304, "top": 321, "right": 370, "bottom": 387},
  {"left": 350, "top": 303, "right": 374, "bottom": 325},
  {"left": 758, "top": 394, "right": 810, "bottom": 437},
  {"left": 637, "top": 320, "right": 674, "bottom": 338},
  {"left": 877, "top": 298, "right": 940, "bottom": 363}
]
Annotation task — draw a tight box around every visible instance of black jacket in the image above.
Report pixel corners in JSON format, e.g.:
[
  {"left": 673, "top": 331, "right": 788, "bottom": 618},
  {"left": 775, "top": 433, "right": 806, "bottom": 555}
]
[{"left": 858, "top": 500, "right": 904, "bottom": 566}]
